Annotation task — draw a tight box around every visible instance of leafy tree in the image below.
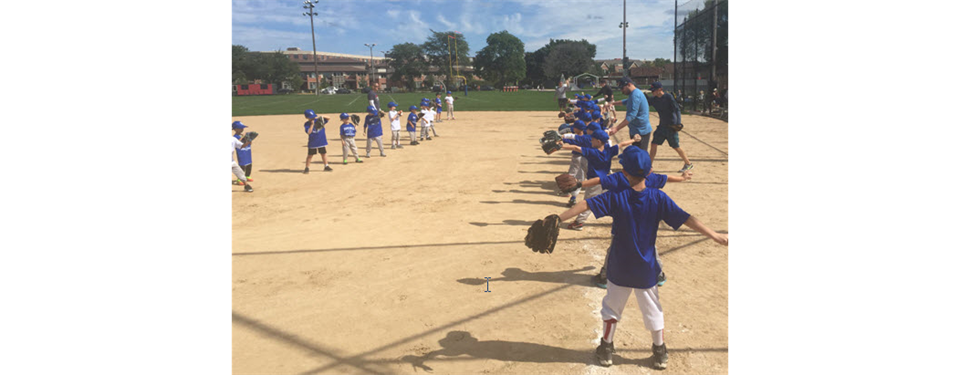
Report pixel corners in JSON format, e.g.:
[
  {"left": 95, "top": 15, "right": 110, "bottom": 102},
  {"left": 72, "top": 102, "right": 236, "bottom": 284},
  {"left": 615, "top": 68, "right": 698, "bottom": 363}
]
[
  {"left": 388, "top": 42, "right": 428, "bottom": 90},
  {"left": 232, "top": 45, "right": 251, "bottom": 84},
  {"left": 526, "top": 39, "right": 597, "bottom": 87},
  {"left": 653, "top": 58, "right": 671, "bottom": 68},
  {"left": 421, "top": 30, "right": 470, "bottom": 86},
  {"left": 473, "top": 31, "right": 526, "bottom": 88},
  {"left": 543, "top": 42, "right": 595, "bottom": 80}
]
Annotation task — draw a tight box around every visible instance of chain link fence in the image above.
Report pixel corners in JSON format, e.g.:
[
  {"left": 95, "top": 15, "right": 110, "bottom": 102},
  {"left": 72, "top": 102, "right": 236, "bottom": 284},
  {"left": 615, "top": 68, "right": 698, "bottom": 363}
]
[{"left": 674, "top": 0, "right": 727, "bottom": 120}]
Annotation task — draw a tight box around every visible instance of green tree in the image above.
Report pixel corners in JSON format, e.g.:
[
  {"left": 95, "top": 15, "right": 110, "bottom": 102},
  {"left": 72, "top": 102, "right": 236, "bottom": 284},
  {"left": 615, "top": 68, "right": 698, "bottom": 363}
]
[
  {"left": 421, "top": 30, "right": 470, "bottom": 86},
  {"left": 543, "top": 42, "right": 595, "bottom": 80},
  {"left": 388, "top": 42, "right": 428, "bottom": 90},
  {"left": 232, "top": 45, "right": 251, "bottom": 84},
  {"left": 526, "top": 39, "right": 597, "bottom": 87},
  {"left": 473, "top": 31, "right": 526, "bottom": 88}
]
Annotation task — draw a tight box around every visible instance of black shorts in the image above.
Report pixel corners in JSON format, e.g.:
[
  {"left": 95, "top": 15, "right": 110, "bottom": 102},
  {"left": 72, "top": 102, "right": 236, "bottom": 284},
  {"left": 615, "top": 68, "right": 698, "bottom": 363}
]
[{"left": 308, "top": 147, "right": 326, "bottom": 155}]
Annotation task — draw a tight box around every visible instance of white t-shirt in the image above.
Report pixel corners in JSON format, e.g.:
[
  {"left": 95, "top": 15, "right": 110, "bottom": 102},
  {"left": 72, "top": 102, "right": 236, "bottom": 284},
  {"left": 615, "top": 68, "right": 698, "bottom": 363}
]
[
  {"left": 389, "top": 110, "right": 401, "bottom": 131},
  {"left": 445, "top": 95, "right": 454, "bottom": 105},
  {"left": 231, "top": 137, "right": 243, "bottom": 161},
  {"left": 423, "top": 109, "right": 435, "bottom": 126}
]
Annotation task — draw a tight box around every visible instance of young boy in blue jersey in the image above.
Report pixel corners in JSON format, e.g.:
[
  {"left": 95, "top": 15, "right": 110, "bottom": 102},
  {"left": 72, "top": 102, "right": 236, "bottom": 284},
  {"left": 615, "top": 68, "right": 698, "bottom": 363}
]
[
  {"left": 562, "top": 120, "right": 588, "bottom": 207},
  {"left": 338, "top": 113, "right": 363, "bottom": 164},
  {"left": 548, "top": 146, "right": 728, "bottom": 369},
  {"left": 563, "top": 149, "right": 694, "bottom": 289},
  {"left": 406, "top": 105, "right": 420, "bottom": 145},
  {"left": 363, "top": 105, "right": 386, "bottom": 158},
  {"left": 303, "top": 109, "right": 332, "bottom": 174},
  {"left": 232, "top": 121, "right": 254, "bottom": 185},
  {"left": 559, "top": 130, "right": 634, "bottom": 230},
  {"left": 434, "top": 93, "right": 443, "bottom": 123}
]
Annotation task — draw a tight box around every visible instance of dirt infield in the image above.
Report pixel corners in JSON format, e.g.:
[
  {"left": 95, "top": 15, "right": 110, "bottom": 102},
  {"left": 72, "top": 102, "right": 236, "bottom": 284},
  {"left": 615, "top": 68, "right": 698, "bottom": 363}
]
[{"left": 232, "top": 111, "right": 728, "bottom": 375}]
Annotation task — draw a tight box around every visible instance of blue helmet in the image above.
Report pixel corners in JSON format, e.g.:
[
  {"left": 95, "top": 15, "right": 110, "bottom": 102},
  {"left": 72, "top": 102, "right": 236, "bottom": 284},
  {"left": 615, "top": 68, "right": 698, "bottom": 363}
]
[
  {"left": 304, "top": 109, "right": 317, "bottom": 119},
  {"left": 339, "top": 113, "right": 350, "bottom": 119},
  {"left": 408, "top": 105, "right": 417, "bottom": 111},
  {"left": 366, "top": 105, "right": 377, "bottom": 113},
  {"left": 231, "top": 121, "right": 247, "bottom": 130},
  {"left": 387, "top": 101, "right": 397, "bottom": 108}
]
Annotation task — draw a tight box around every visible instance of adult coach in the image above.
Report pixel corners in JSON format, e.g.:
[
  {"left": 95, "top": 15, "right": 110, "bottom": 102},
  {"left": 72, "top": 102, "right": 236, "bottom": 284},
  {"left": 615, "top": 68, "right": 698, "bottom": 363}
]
[
  {"left": 594, "top": 79, "right": 614, "bottom": 103},
  {"left": 647, "top": 82, "right": 693, "bottom": 173},
  {"left": 367, "top": 82, "right": 381, "bottom": 111},
  {"left": 608, "top": 76, "right": 652, "bottom": 151},
  {"left": 555, "top": 78, "right": 571, "bottom": 110}
]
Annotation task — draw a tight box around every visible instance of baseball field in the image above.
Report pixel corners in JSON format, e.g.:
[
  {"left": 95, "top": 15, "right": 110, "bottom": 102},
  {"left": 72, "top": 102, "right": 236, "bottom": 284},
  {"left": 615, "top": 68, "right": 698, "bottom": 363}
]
[{"left": 232, "top": 109, "right": 728, "bottom": 374}]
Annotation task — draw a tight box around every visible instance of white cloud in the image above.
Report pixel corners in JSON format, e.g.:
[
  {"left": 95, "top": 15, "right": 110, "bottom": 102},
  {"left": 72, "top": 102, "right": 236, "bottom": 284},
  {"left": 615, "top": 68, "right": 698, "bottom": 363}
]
[{"left": 437, "top": 14, "right": 455, "bottom": 29}]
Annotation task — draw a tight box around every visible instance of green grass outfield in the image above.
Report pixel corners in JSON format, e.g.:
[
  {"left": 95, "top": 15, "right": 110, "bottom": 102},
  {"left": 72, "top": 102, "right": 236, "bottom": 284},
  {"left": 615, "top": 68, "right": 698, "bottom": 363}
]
[
  {"left": 232, "top": 90, "right": 677, "bottom": 117},
  {"left": 234, "top": 90, "right": 570, "bottom": 116}
]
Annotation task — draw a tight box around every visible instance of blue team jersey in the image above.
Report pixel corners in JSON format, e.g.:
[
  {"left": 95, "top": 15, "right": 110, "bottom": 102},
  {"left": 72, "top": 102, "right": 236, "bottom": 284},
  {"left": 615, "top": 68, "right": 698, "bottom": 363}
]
[
  {"left": 587, "top": 188, "right": 690, "bottom": 288},
  {"left": 580, "top": 144, "right": 619, "bottom": 179},
  {"left": 435, "top": 98, "right": 442, "bottom": 112},
  {"left": 601, "top": 171, "right": 668, "bottom": 192},
  {"left": 406, "top": 113, "right": 418, "bottom": 131},
  {"left": 563, "top": 133, "right": 592, "bottom": 156},
  {"left": 233, "top": 134, "right": 252, "bottom": 166},
  {"left": 304, "top": 120, "right": 328, "bottom": 148},
  {"left": 364, "top": 114, "right": 383, "bottom": 138},
  {"left": 340, "top": 123, "right": 357, "bottom": 137}
]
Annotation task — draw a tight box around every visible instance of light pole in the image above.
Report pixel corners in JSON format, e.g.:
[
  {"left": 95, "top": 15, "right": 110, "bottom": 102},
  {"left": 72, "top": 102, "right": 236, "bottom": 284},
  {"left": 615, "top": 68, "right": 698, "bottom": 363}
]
[
  {"left": 364, "top": 43, "right": 376, "bottom": 87},
  {"left": 619, "top": 0, "right": 629, "bottom": 76},
  {"left": 302, "top": 1, "right": 320, "bottom": 96}
]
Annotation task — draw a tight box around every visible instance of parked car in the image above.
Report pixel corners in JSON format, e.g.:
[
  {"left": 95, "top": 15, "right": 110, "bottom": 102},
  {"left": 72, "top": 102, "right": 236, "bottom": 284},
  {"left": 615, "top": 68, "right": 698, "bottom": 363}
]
[
  {"left": 520, "top": 84, "right": 532, "bottom": 89},
  {"left": 278, "top": 88, "right": 294, "bottom": 94},
  {"left": 479, "top": 85, "right": 494, "bottom": 91},
  {"left": 336, "top": 88, "right": 352, "bottom": 94},
  {"left": 431, "top": 85, "right": 445, "bottom": 93},
  {"left": 321, "top": 86, "right": 337, "bottom": 95}
]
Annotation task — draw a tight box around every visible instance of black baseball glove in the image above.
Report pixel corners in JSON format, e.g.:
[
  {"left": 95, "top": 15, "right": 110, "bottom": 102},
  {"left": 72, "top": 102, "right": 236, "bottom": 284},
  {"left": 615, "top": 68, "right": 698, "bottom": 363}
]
[
  {"left": 241, "top": 131, "right": 259, "bottom": 143},
  {"left": 669, "top": 123, "right": 684, "bottom": 132},
  {"left": 350, "top": 114, "right": 361, "bottom": 126},
  {"left": 540, "top": 130, "right": 563, "bottom": 155},
  {"left": 417, "top": 112, "right": 425, "bottom": 121},
  {"left": 524, "top": 214, "right": 562, "bottom": 254}
]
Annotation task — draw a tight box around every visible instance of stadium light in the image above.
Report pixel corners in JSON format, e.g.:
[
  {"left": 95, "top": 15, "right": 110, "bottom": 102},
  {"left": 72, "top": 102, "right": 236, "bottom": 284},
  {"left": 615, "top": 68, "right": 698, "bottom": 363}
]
[
  {"left": 303, "top": 1, "right": 321, "bottom": 95},
  {"left": 619, "top": 0, "right": 629, "bottom": 72},
  {"left": 364, "top": 43, "right": 377, "bottom": 87}
]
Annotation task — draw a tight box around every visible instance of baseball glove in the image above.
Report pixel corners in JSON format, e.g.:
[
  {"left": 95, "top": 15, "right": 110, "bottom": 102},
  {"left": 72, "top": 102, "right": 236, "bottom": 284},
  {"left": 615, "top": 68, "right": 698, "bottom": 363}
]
[
  {"left": 417, "top": 112, "right": 425, "bottom": 121},
  {"left": 379, "top": 110, "right": 387, "bottom": 118},
  {"left": 350, "top": 114, "right": 361, "bottom": 126},
  {"left": 540, "top": 130, "right": 563, "bottom": 155},
  {"left": 241, "top": 131, "right": 259, "bottom": 143},
  {"left": 669, "top": 123, "right": 684, "bottom": 132},
  {"left": 555, "top": 174, "right": 581, "bottom": 193},
  {"left": 524, "top": 214, "right": 562, "bottom": 254}
]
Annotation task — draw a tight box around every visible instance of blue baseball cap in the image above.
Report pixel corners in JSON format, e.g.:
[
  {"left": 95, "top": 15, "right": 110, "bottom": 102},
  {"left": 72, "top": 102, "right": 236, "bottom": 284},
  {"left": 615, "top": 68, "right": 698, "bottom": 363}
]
[
  {"left": 339, "top": 113, "right": 350, "bottom": 119},
  {"left": 409, "top": 105, "right": 417, "bottom": 111},
  {"left": 584, "top": 94, "right": 592, "bottom": 100},
  {"left": 232, "top": 121, "right": 247, "bottom": 130},
  {"left": 387, "top": 101, "right": 397, "bottom": 108},
  {"left": 618, "top": 145, "right": 652, "bottom": 177},
  {"left": 585, "top": 123, "right": 601, "bottom": 133},
  {"left": 304, "top": 109, "right": 318, "bottom": 119},
  {"left": 592, "top": 111, "right": 602, "bottom": 119},
  {"left": 446, "top": 91, "right": 451, "bottom": 94},
  {"left": 573, "top": 120, "right": 586, "bottom": 130},
  {"left": 650, "top": 81, "right": 663, "bottom": 90},
  {"left": 366, "top": 105, "right": 377, "bottom": 113},
  {"left": 591, "top": 129, "right": 609, "bottom": 143}
]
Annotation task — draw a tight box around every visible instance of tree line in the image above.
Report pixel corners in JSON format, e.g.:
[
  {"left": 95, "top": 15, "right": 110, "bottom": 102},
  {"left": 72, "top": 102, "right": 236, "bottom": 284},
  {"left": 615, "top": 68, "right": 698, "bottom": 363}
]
[{"left": 233, "top": 30, "right": 674, "bottom": 92}]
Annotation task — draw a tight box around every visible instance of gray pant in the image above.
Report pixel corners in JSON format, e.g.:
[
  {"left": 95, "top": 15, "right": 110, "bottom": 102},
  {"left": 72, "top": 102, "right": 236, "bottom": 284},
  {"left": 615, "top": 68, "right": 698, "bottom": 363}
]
[
  {"left": 420, "top": 124, "right": 432, "bottom": 139},
  {"left": 231, "top": 161, "right": 247, "bottom": 182},
  {"left": 567, "top": 154, "right": 585, "bottom": 198},
  {"left": 391, "top": 130, "right": 401, "bottom": 145},
  {"left": 576, "top": 184, "right": 604, "bottom": 223},
  {"left": 366, "top": 135, "right": 384, "bottom": 156},
  {"left": 408, "top": 130, "right": 417, "bottom": 142},
  {"left": 342, "top": 137, "right": 359, "bottom": 159}
]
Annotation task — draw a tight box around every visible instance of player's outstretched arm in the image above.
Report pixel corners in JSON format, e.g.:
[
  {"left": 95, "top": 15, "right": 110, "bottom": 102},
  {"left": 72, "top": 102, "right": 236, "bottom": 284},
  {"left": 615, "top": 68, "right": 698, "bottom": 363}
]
[
  {"left": 666, "top": 171, "right": 693, "bottom": 182},
  {"left": 683, "top": 215, "right": 728, "bottom": 246},
  {"left": 581, "top": 176, "right": 601, "bottom": 189},
  {"left": 560, "top": 144, "right": 582, "bottom": 153},
  {"left": 558, "top": 200, "right": 590, "bottom": 222}
]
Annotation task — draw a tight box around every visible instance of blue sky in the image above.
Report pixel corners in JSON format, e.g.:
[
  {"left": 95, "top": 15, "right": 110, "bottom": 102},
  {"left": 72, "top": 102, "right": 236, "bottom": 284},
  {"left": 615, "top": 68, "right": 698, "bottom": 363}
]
[{"left": 233, "top": 0, "right": 681, "bottom": 60}]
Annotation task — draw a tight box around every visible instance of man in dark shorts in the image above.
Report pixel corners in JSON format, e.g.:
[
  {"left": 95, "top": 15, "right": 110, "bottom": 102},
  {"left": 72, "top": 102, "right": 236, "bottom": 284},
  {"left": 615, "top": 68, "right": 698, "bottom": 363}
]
[
  {"left": 647, "top": 82, "right": 693, "bottom": 173},
  {"left": 555, "top": 78, "right": 571, "bottom": 110},
  {"left": 367, "top": 82, "right": 381, "bottom": 111}
]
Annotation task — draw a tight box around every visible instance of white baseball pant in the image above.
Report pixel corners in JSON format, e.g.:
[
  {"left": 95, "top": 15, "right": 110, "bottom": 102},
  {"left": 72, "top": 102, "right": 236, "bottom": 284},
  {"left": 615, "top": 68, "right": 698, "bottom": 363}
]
[{"left": 599, "top": 280, "right": 664, "bottom": 343}]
